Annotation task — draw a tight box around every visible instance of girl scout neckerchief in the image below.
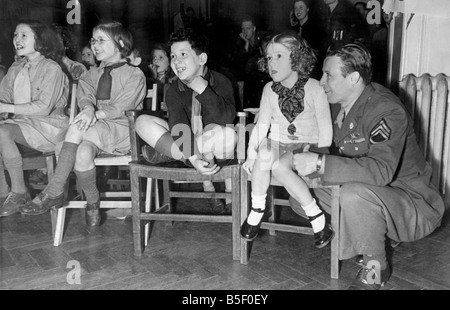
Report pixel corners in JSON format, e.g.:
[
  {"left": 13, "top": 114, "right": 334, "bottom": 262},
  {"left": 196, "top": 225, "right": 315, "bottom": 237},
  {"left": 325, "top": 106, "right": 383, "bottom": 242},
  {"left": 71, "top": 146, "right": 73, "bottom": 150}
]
[
  {"left": 14, "top": 62, "right": 32, "bottom": 104},
  {"left": 271, "top": 75, "right": 309, "bottom": 135},
  {"left": 96, "top": 61, "right": 127, "bottom": 100}
]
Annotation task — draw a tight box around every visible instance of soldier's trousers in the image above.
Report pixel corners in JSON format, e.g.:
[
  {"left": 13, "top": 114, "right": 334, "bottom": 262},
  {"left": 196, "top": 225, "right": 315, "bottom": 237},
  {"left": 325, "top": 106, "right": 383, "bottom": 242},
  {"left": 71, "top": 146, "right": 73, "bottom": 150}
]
[{"left": 290, "top": 183, "right": 438, "bottom": 260}]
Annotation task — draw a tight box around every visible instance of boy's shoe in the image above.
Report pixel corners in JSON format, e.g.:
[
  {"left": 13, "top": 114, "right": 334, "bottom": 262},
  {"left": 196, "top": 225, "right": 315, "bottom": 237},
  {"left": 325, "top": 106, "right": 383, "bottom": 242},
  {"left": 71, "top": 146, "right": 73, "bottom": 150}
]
[
  {"left": 28, "top": 170, "right": 47, "bottom": 185},
  {"left": 0, "top": 192, "right": 31, "bottom": 217},
  {"left": 209, "top": 198, "right": 228, "bottom": 215},
  {"left": 85, "top": 201, "right": 102, "bottom": 227},
  {"left": 19, "top": 192, "right": 65, "bottom": 216},
  {"left": 142, "top": 145, "right": 175, "bottom": 164}
]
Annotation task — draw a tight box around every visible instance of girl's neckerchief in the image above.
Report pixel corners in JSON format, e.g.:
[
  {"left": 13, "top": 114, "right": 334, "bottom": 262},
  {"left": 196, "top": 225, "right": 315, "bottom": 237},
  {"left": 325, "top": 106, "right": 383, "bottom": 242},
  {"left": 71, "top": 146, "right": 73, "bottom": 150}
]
[{"left": 271, "top": 75, "right": 309, "bottom": 135}]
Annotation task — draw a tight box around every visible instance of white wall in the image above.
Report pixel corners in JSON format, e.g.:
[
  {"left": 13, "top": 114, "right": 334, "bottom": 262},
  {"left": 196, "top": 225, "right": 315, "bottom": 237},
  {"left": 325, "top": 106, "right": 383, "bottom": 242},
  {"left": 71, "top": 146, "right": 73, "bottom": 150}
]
[{"left": 400, "top": 13, "right": 450, "bottom": 77}]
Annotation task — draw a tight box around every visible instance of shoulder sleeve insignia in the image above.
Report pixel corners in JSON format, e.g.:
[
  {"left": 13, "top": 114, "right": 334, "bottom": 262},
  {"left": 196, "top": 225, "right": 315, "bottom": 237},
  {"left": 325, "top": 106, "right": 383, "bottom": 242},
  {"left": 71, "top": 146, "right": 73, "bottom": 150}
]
[{"left": 370, "top": 118, "right": 391, "bottom": 144}]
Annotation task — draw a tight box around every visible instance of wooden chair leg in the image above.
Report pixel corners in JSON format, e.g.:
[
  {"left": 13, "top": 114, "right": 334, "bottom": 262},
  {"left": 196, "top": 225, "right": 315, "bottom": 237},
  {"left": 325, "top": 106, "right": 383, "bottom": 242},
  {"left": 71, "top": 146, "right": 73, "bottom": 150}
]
[
  {"left": 240, "top": 169, "right": 249, "bottom": 264},
  {"left": 267, "top": 186, "right": 276, "bottom": 236},
  {"left": 231, "top": 168, "right": 241, "bottom": 261},
  {"left": 53, "top": 207, "right": 67, "bottom": 246},
  {"left": 144, "top": 178, "right": 153, "bottom": 246},
  {"left": 131, "top": 165, "right": 144, "bottom": 256},
  {"left": 330, "top": 186, "right": 340, "bottom": 279}
]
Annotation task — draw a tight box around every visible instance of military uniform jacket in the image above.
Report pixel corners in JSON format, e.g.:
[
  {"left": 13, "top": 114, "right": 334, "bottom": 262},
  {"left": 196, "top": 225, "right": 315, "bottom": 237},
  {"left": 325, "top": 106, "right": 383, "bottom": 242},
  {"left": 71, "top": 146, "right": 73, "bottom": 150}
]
[{"left": 323, "top": 83, "right": 445, "bottom": 229}]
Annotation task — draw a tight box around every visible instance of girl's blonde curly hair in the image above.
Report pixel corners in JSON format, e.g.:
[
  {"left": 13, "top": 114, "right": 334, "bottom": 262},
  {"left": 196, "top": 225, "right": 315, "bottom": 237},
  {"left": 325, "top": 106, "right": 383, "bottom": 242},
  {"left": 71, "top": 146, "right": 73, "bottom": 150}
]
[{"left": 258, "top": 32, "right": 317, "bottom": 79}]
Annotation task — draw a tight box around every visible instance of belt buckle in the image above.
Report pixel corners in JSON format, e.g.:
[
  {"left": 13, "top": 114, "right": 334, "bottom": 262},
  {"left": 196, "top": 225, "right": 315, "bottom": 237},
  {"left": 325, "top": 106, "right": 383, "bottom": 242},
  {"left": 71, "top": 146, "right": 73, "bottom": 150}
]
[{"left": 288, "top": 135, "right": 299, "bottom": 141}]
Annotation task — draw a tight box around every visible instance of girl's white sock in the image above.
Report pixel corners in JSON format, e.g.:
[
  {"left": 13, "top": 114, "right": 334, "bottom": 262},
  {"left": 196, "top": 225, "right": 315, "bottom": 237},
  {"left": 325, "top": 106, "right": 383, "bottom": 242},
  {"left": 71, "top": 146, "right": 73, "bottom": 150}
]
[
  {"left": 247, "top": 193, "right": 267, "bottom": 226},
  {"left": 302, "top": 199, "right": 325, "bottom": 233}
]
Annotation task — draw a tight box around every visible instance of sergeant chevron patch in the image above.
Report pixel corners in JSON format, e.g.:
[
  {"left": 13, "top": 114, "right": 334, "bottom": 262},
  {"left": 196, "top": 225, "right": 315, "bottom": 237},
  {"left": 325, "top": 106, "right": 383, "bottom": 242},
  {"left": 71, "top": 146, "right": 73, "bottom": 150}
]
[{"left": 370, "top": 119, "right": 391, "bottom": 144}]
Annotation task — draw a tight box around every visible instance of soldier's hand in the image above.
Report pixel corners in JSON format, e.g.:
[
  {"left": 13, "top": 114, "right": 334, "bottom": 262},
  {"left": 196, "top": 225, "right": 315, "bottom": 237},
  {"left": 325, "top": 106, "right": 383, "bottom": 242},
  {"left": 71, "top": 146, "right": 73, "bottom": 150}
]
[{"left": 293, "top": 152, "right": 318, "bottom": 176}]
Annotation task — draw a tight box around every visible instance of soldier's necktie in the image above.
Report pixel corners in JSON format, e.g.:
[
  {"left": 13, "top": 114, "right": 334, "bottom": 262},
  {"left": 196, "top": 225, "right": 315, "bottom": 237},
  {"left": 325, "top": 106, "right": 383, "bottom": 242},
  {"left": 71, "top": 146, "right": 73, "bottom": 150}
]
[
  {"left": 96, "top": 62, "right": 126, "bottom": 100},
  {"left": 336, "top": 107, "right": 346, "bottom": 128},
  {"left": 13, "top": 62, "right": 32, "bottom": 104}
]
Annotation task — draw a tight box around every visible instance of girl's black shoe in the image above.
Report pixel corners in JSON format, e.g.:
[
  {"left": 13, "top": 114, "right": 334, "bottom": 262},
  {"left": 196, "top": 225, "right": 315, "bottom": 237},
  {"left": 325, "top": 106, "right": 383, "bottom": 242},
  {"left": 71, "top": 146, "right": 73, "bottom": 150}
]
[
  {"left": 308, "top": 211, "right": 334, "bottom": 248},
  {"left": 240, "top": 207, "right": 265, "bottom": 241}
]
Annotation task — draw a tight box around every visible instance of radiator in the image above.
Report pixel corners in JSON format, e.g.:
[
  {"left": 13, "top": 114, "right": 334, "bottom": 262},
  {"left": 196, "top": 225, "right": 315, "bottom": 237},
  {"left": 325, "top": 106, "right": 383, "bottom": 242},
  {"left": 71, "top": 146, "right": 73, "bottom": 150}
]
[{"left": 399, "top": 74, "right": 450, "bottom": 209}]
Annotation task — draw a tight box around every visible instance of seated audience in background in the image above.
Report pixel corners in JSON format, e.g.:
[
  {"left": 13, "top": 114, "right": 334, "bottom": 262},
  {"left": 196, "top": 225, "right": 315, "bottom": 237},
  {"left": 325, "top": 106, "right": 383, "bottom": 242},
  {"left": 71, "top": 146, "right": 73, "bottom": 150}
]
[
  {"left": 20, "top": 21, "right": 146, "bottom": 227},
  {"left": 290, "top": 0, "right": 328, "bottom": 80},
  {"left": 321, "top": 0, "right": 370, "bottom": 50},
  {"left": 371, "top": 11, "right": 392, "bottom": 86},
  {"left": 0, "top": 20, "right": 69, "bottom": 217},
  {"left": 231, "top": 15, "right": 267, "bottom": 82},
  {"left": 241, "top": 32, "right": 272, "bottom": 110},
  {"left": 182, "top": 6, "right": 203, "bottom": 32},
  {"left": 135, "top": 28, "right": 237, "bottom": 214},
  {"left": 240, "top": 33, "right": 333, "bottom": 246},
  {"left": 148, "top": 42, "right": 176, "bottom": 108},
  {"left": 293, "top": 43, "right": 445, "bottom": 289},
  {"left": 53, "top": 24, "right": 87, "bottom": 81},
  {"left": 81, "top": 44, "right": 99, "bottom": 69}
]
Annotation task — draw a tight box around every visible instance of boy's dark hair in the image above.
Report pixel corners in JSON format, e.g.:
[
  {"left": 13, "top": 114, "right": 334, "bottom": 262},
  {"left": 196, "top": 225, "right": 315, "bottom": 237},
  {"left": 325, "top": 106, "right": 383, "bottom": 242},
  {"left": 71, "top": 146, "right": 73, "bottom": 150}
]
[
  {"left": 93, "top": 21, "right": 134, "bottom": 59},
  {"left": 168, "top": 28, "right": 209, "bottom": 55},
  {"left": 327, "top": 42, "right": 373, "bottom": 85}
]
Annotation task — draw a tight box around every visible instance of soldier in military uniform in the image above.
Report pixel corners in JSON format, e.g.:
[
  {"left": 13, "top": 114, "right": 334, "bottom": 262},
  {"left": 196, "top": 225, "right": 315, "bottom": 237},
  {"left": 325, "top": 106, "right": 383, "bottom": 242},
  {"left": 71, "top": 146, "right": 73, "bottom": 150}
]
[{"left": 293, "top": 43, "right": 445, "bottom": 289}]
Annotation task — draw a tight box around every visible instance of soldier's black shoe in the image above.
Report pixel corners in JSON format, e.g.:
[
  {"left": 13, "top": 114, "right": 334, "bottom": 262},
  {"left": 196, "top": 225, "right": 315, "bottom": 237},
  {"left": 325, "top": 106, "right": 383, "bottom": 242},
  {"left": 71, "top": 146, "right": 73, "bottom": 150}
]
[{"left": 348, "top": 264, "right": 392, "bottom": 290}]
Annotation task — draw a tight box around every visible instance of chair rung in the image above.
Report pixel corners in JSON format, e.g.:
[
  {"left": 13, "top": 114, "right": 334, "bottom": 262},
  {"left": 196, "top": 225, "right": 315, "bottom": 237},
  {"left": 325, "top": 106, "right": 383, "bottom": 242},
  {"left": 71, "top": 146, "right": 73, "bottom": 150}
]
[
  {"left": 168, "top": 191, "right": 230, "bottom": 199},
  {"left": 140, "top": 213, "right": 231, "bottom": 223},
  {"left": 260, "top": 222, "right": 314, "bottom": 235},
  {"left": 101, "top": 192, "right": 131, "bottom": 198},
  {"left": 274, "top": 199, "right": 290, "bottom": 206},
  {"left": 62, "top": 201, "right": 131, "bottom": 208}
]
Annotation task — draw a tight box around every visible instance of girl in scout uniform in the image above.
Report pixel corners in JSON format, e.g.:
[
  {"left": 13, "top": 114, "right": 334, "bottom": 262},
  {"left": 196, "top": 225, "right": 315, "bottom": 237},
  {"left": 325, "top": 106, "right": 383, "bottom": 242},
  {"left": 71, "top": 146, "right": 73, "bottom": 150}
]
[
  {"left": 21, "top": 21, "right": 146, "bottom": 227},
  {"left": 0, "top": 20, "right": 69, "bottom": 217}
]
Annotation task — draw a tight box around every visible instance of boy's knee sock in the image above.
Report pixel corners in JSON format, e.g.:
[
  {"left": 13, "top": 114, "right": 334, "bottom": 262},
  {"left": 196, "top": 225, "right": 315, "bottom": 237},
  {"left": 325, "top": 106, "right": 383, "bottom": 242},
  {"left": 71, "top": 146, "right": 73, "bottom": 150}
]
[
  {"left": 247, "top": 193, "right": 267, "bottom": 225},
  {"left": 155, "top": 132, "right": 184, "bottom": 161},
  {"left": 45, "top": 142, "right": 79, "bottom": 197},
  {"left": 74, "top": 167, "right": 99, "bottom": 205},
  {"left": 3, "top": 156, "right": 26, "bottom": 194},
  {"left": 302, "top": 199, "right": 325, "bottom": 233},
  {"left": 0, "top": 157, "right": 10, "bottom": 197}
]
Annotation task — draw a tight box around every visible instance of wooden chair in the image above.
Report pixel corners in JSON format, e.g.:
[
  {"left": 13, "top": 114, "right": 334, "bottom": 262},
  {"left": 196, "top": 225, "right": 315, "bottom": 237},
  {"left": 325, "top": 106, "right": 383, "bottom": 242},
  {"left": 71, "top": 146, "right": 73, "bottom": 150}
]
[
  {"left": 20, "top": 81, "right": 80, "bottom": 240},
  {"left": 126, "top": 110, "right": 247, "bottom": 261},
  {"left": 51, "top": 84, "right": 158, "bottom": 246},
  {"left": 239, "top": 121, "right": 341, "bottom": 279}
]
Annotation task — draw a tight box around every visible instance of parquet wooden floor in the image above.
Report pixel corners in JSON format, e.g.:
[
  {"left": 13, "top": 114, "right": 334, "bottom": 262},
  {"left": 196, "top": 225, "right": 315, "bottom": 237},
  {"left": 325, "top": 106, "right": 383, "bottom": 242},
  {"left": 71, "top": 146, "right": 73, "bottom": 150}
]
[{"left": 1, "top": 194, "right": 449, "bottom": 290}]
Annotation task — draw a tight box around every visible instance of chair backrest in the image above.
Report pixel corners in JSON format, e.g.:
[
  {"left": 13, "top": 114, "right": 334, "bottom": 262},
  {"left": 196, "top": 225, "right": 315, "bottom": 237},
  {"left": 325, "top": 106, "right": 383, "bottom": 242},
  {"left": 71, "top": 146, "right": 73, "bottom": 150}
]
[
  {"left": 144, "top": 83, "right": 158, "bottom": 111},
  {"left": 69, "top": 79, "right": 79, "bottom": 123}
]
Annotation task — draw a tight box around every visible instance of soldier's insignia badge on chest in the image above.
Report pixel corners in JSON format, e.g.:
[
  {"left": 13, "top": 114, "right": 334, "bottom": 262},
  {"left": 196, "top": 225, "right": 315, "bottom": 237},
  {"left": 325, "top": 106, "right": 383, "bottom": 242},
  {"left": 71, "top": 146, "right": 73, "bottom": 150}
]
[{"left": 370, "top": 119, "right": 391, "bottom": 144}]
